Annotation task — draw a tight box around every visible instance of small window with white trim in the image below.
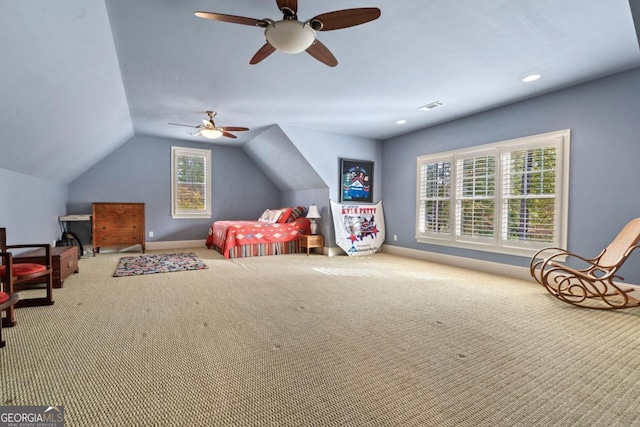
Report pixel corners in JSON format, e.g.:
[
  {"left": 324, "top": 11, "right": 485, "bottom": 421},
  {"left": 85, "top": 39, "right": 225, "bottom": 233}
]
[
  {"left": 416, "top": 130, "right": 570, "bottom": 257},
  {"left": 171, "top": 146, "right": 211, "bottom": 219}
]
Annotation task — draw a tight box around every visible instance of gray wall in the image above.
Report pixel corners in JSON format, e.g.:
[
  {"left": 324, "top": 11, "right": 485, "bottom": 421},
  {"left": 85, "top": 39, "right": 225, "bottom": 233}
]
[
  {"left": 382, "top": 66, "right": 640, "bottom": 280},
  {"left": 282, "top": 125, "right": 383, "bottom": 248},
  {"left": 9, "top": 66, "right": 640, "bottom": 281},
  {"left": 281, "top": 187, "right": 331, "bottom": 238},
  {"left": 68, "top": 134, "right": 281, "bottom": 243},
  {"left": 0, "top": 168, "right": 68, "bottom": 245}
]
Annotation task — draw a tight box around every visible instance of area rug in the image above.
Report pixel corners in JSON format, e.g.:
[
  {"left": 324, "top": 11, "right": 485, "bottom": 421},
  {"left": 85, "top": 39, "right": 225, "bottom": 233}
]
[{"left": 113, "top": 252, "right": 208, "bottom": 277}]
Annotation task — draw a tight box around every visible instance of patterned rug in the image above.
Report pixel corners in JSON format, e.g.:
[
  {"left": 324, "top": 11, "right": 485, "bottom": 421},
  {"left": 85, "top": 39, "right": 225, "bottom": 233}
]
[{"left": 113, "top": 252, "right": 208, "bottom": 277}]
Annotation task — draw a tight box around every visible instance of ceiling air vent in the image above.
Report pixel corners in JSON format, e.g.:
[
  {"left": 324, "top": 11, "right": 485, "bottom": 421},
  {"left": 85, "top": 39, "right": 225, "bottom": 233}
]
[{"left": 418, "top": 101, "right": 445, "bottom": 111}]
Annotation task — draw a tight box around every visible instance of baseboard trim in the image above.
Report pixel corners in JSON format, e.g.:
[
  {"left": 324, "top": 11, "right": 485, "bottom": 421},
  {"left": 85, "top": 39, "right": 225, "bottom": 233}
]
[
  {"left": 147, "top": 241, "right": 532, "bottom": 281},
  {"left": 146, "top": 240, "right": 206, "bottom": 251},
  {"left": 380, "top": 244, "right": 532, "bottom": 281}
]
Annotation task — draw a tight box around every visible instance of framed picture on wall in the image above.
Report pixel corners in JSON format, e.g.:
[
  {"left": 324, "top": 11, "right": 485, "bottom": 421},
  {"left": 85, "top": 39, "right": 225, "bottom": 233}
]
[{"left": 340, "top": 158, "right": 374, "bottom": 203}]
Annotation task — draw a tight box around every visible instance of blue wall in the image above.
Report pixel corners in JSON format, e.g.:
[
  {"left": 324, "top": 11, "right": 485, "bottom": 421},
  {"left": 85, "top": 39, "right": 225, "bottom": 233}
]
[
  {"left": 282, "top": 125, "right": 383, "bottom": 247},
  {"left": 0, "top": 168, "right": 68, "bottom": 245},
  {"left": 8, "top": 66, "right": 640, "bottom": 279},
  {"left": 68, "top": 134, "right": 281, "bottom": 243},
  {"left": 382, "top": 67, "right": 640, "bottom": 279}
]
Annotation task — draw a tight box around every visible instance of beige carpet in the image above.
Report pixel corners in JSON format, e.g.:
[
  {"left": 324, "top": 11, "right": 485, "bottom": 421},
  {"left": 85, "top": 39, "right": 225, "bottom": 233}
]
[{"left": 2, "top": 249, "right": 640, "bottom": 426}]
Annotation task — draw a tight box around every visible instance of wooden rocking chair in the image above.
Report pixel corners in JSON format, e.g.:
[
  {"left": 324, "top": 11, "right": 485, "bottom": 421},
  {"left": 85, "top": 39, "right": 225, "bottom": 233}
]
[{"left": 530, "top": 218, "right": 640, "bottom": 310}]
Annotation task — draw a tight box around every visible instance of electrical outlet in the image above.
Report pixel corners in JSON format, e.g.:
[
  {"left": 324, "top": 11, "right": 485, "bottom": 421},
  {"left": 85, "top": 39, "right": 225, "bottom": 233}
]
[
  {"left": 148, "top": 231, "right": 154, "bottom": 238},
  {"left": 393, "top": 235, "right": 398, "bottom": 241}
]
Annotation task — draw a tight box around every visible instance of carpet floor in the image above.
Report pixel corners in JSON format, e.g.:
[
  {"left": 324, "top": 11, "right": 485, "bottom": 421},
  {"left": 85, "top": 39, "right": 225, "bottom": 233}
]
[{"left": 2, "top": 248, "right": 640, "bottom": 426}]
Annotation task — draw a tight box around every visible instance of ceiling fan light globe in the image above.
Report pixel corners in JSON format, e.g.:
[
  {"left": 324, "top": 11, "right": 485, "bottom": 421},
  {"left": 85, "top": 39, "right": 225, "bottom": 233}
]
[
  {"left": 200, "top": 128, "right": 223, "bottom": 139},
  {"left": 265, "top": 20, "right": 315, "bottom": 54}
]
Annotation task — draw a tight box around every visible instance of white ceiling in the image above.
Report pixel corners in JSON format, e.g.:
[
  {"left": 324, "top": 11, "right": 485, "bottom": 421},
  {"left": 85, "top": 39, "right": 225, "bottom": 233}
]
[{"left": 2, "top": 0, "right": 640, "bottom": 183}]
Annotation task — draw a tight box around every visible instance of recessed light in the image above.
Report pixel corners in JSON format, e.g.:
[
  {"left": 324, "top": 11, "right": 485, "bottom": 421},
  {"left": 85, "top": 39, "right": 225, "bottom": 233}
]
[
  {"left": 396, "top": 120, "right": 406, "bottom": 125},
  {"left": 418, "top": 101, "right": 445, "bottom": 111},
  {"left": 522, "top": 74, "right": 541, "bottom": 82}
]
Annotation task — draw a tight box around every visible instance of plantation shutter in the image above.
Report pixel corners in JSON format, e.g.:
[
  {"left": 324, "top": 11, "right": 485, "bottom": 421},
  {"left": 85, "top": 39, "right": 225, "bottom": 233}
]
[
  {"left": 171, "top": 146, "right": 212, "bottom": 219},
  {"left": 417, "top": 158, "right": 452, "bottom": 237},
  {"left": 415, "top": 129, "right": 569, "bottom": 256},
  {"left": 455, "top": 152, "right": 497, "bottom": 240},
  {"left": 502, "top": 144, "right": 558, "bottom": 245},
  {"left": 177, "top": 153, "right": 206, "bottom": 210}
]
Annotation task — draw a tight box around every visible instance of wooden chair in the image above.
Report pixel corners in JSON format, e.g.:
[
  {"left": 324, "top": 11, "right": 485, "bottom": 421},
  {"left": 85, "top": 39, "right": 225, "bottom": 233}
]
[
  {"left": 0, "top": 291, "right": 19, "bottom": 347},
  {"left": 0, "top": 228, "right": 54, "bottom": 328},
  {"left": 530, "top": 218, "right": 640, "bottom": 310}
]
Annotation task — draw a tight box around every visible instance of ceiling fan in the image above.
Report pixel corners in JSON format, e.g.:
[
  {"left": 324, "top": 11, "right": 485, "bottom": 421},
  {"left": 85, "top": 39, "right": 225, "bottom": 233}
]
[
  {"left": 195, "top": 0, "right": 381, "bottom": 67},
  {"left": 169, "top": 111, "right": 249, "bottom": 139}
]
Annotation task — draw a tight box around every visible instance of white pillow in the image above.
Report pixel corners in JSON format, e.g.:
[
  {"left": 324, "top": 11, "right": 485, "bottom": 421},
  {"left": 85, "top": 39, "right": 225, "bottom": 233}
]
[
  {"left": 258, "top": 209, "right": 272, "bottom": 222},
  {"left": 258, "top": 209, "right": 283, "bottom": 223}
]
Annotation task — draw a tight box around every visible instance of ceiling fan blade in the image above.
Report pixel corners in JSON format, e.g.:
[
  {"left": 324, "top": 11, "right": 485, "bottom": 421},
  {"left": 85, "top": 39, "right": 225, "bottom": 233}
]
[
  {"left": 222, "top": 132, "right": 238, "bottom": 139},
  {"left": 276, "top": 0, "right": 298, "bottom": 14},
  {"left": 306, "top": 40, "right": 338, "bottom": 67},
  {"left": 220, "top": 127, "right": 249, "bottom": 132},
  {"left": 194, "top": 12, "right": 267, "bottom": 27},
  {"left": 250, "top": 43, "right": 276, "bottom": 65},
  {"left": 169, "top": 123, "right": 199, "bottom": 128},
  {"left": 311, "top": 8, "right": 381, "bottom": 31}
]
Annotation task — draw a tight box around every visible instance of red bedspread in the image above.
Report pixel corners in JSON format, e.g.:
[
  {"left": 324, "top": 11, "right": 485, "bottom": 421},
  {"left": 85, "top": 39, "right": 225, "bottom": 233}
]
[{"left": 206, "top": 217, "right": 311, "bottom": 259}]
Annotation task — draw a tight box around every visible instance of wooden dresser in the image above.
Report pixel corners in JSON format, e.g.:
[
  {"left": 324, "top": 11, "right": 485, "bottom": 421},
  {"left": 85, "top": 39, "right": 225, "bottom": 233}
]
[{"left": 92, "top": 203, "right": 145, "bottom": 256}]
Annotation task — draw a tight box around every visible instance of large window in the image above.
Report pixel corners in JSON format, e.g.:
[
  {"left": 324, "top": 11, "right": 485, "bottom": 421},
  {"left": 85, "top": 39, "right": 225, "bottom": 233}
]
[
  {"left": 171, "top": 146, "right": 211, "bottom": 219},
  {"left": 416, "top": 130, "right": 570, "bottom": 256}
]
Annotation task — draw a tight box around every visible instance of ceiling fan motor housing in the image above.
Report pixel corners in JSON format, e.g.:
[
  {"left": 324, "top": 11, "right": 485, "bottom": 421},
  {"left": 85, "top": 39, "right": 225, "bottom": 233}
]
[{"left": 264, "top": 20, "right": 316, "bottom": 54}]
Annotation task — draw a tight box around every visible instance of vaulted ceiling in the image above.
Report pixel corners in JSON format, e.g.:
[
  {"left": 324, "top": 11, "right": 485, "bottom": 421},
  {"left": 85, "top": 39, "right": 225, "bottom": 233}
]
[{"left": 2, "top": 0, "right": 639, "bottom": 184}]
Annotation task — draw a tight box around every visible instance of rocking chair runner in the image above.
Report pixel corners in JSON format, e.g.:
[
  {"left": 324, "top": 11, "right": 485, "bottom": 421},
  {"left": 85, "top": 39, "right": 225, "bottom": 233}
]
[{"left": 530, "top": 218, "right": 640, "bottom": 310}]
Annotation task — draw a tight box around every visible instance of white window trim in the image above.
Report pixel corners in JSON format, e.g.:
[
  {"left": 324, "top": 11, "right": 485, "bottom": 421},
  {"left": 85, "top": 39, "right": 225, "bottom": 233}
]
[
  {"left": 171, "top": 146, "right": 212, "bottom": 219},
  {"left": 415, "top": 129, "right": 570, "bottom": 257}
]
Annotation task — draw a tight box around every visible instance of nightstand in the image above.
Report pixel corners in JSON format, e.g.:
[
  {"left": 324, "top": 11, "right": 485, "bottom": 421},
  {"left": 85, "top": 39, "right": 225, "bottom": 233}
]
[{"left": 299, "top": 234, "right": 324, "bottom": 255}]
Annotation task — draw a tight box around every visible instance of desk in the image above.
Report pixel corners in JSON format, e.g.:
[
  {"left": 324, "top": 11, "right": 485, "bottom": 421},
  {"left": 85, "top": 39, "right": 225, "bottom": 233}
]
[
  {"left": 299, "top": 234, "right": 324, "bottom": 255},
  {"left": 59, "top": 214, "right": 91, "bottom": 256},
  {"left": 59, "top": 214, "right": 92, "bottom": 223}
]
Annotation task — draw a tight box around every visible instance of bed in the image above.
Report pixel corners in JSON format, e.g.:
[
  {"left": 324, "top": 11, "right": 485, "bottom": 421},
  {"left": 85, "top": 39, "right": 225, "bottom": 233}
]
[{"left": 206, "top": 206, "right": 311, "bottom": 259}]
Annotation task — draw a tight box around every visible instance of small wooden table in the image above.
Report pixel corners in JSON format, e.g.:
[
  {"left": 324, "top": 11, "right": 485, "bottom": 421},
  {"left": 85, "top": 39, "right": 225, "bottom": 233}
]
[
  {"left": 299, "top": 234, "right": 324, "bottom": 255},
  {"left": 14, "top": 246, "right": 79, "bottom": 288}
]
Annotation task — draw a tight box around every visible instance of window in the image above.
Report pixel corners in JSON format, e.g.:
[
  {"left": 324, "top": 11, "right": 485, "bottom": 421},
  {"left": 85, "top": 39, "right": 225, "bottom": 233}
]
[
  {"left": 171, "top": 146, "right": 211, "bottom": 219},
  {"left": 416, "top": 130, "right": 570, "bottom": 257}
]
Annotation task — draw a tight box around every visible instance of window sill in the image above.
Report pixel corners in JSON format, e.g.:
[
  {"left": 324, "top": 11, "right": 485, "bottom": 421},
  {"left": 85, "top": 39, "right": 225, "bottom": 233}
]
[{"left": 171, "top": 213, "right": 211, "bottom": 220}]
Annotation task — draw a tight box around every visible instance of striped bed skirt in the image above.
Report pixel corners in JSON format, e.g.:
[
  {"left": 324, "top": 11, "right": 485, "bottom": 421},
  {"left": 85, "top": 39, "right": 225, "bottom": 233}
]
[{"left": 214, "top": 240, "right": 301, "bottom": 259}]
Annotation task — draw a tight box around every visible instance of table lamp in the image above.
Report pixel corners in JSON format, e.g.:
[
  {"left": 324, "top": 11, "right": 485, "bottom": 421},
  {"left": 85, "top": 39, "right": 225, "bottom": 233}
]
[{"left": 306, "top": 205, "right": 321, "bottom": 235}]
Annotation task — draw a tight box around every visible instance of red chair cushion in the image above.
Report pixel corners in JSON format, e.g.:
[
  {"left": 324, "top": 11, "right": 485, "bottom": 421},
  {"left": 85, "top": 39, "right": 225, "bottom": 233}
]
[
  {"left": 0, "top": 263, "right": 46, "bottom": 279},
  {"left": 0, "top": 291, "right": 8, "bottom": 304}
]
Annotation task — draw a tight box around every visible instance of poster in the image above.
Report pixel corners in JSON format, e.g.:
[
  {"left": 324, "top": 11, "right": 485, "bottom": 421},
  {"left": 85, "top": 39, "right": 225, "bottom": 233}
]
[
  {"left": 340, "top": 159, "right": 373, "bottom": 203},
  {"left": 330, "top": 200, "right": 385, "bottom": 256}
]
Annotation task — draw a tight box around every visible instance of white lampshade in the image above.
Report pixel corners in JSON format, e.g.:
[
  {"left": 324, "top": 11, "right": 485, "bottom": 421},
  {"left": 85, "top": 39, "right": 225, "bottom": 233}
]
[
  {"left": 306, "top": 205, "right": 321, "bottom": 219},
  {"left": 306, "top": 205, "right": 321, "bottom": 235},
  {"left": 200, "top": 128, "right": 223, "bottom": 139},
  {"left": 264, "top": 20, "right": 316, "bottom": 54}
]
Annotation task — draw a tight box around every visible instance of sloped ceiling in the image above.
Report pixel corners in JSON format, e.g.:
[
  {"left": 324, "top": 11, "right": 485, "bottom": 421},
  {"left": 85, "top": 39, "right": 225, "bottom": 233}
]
[
  {"left": 2, "top": 1, "right": 640, "bottom": 184},
  {"left": 244, "top": 125, "right": 326, "bottom": 192},
  {"left": 0, "top": 0, "right": 132, "bottom": 183}
]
